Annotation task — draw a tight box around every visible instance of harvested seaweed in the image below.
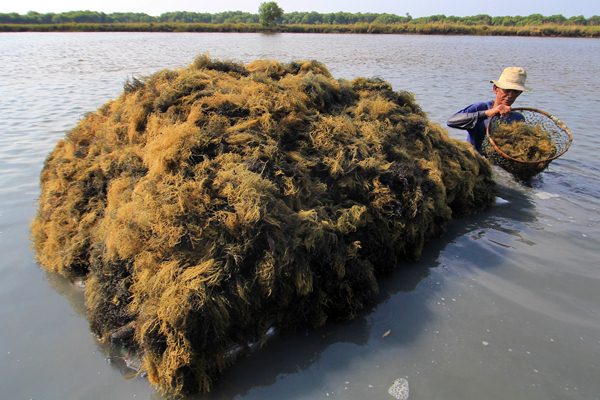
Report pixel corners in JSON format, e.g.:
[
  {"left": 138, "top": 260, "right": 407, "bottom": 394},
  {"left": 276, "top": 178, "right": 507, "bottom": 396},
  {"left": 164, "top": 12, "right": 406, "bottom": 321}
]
[
  {"left": 485, "top": 119, "right": 557, "bottom": 179},
  {"left": 32, "top": 55, "right": 495, "bottom": 396},
  {"left": 491, "top": 121, "right": 557, "bottom": 162}
]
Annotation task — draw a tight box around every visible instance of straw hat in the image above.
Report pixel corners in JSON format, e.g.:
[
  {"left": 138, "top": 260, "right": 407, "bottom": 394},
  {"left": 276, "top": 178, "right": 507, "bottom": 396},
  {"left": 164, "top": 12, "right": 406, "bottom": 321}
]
[{"left": 491, "top": 67, "right": 530, "bottom": 91}]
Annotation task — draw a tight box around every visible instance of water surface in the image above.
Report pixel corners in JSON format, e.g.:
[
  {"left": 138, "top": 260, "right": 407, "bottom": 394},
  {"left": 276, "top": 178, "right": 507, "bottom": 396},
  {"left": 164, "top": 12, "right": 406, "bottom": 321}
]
[{"left": 1, "top": 32, "right": 599, "bottom": 400}]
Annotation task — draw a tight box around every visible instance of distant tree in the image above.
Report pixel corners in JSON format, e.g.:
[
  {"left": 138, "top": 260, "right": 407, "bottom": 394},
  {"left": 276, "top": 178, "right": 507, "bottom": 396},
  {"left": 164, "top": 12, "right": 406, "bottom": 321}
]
[
  {"left": 332, "top": 12, "right": 351, "bottom": 24},
  {"left": 301, "top": 11, "right": 320, "bottom": 24},
  {"left": 567, "top": 15, "right": 587, "bottom": 25},
  {"left": 373, "top": 13, "right": 405, "bottom": 24},
  {"left": 589, "top": 16, "right": 600, "bottom": 26},
  {"left": 545, "top": 14, "right": 567, "bottom": 25},
  {"left": 258, "top": 1, "right": 283, "bottom": 27},
  {"left": 421, "top": 14, "right": 447, "bottom": 23},
  {"left": 492, "top": 16, "right": 516, "bottom": 26}
]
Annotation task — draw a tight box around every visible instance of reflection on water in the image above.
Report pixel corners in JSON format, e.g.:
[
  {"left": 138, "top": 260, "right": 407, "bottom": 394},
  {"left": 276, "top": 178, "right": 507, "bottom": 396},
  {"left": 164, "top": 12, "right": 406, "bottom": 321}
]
[
  {"left": 45, "top": 272, "right": 145, "bottom": 379},
  {"left": 1, "top": 33, "right": 599, "bottom": 400}
]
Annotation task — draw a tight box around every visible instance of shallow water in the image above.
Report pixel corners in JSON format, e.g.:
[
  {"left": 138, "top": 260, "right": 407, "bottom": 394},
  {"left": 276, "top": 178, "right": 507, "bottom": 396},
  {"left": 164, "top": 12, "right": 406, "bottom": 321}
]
[{"left": 1, "top": 32, "right": 599, "bottom": 400}]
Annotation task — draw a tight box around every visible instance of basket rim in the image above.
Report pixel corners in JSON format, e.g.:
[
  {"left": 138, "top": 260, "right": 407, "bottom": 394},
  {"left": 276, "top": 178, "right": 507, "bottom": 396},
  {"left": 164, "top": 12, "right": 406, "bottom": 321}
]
[{"left": 486, "top": 107, "right": 574, "bottom": 164}]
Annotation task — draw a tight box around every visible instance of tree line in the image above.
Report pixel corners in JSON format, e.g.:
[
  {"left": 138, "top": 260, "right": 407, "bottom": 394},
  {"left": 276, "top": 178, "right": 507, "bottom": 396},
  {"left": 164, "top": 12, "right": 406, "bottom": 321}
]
[{"left": 2, "top": 10, "right": 599, "bottom": 26}]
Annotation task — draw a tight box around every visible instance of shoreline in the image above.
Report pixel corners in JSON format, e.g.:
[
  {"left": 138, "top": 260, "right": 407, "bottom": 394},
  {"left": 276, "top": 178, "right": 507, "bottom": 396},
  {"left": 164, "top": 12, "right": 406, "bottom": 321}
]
[{"left": 2, "top": 22, "right": 599, "bottom": 38}]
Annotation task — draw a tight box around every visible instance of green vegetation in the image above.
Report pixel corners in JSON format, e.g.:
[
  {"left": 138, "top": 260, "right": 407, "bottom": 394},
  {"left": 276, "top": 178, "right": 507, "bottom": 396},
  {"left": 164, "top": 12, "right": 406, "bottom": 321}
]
[
  {"left": 1, "top": 9, "right": 599, "bottom": 36},
  {"left": 259, "top": 2, "right": 284, "bottom": 27},
  {"left": 0, "top": 22, "right": 265, "bottom": 33},
  {"left": 2, "top": 10, "right": 599, "bottom": 26},
  {"left": 2, "top": 21, "right": 598, "bottom": 37}
]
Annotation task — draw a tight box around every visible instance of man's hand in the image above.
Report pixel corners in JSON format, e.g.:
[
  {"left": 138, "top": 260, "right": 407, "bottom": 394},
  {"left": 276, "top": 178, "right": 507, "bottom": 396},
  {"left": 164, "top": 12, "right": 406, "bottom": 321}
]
[{"left": 485, "top": 104, "right": 511, "bottom": 117}]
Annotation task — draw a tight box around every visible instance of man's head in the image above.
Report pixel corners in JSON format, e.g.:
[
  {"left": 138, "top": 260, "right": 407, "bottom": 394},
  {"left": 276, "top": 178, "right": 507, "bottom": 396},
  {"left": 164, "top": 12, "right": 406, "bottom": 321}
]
[
  {"left": 492, "top": 85, "right": 522, "bottom": 106},
  {"left": 491, "top": 66, "right": 529, "bottom": 106}
]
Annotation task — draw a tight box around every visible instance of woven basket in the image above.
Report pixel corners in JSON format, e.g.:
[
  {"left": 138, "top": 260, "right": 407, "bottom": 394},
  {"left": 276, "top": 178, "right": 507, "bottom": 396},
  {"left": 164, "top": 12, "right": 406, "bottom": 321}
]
[{"left": 482, "top": 107, "right": 573, "bottom": 179}]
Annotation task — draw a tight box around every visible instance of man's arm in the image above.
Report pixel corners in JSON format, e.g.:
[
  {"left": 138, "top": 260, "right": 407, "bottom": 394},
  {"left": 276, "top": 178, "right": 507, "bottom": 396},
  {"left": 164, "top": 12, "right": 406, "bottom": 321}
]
[
  {"left": 447, "top": 110, "right": 488, "bottom": 130},
  {"left": 447, "top": 104, "right": 511, "bottom": 130}
]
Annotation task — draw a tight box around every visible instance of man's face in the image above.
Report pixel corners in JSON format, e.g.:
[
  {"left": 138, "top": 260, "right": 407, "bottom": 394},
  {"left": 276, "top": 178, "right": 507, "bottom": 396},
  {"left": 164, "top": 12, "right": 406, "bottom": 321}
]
[{"left": 493, "top": 85, "right": 522, "bottom": 106}]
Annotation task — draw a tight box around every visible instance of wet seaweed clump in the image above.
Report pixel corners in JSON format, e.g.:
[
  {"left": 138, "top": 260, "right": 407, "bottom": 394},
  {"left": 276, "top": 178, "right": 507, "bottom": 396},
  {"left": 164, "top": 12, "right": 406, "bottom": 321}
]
[
  {"left": 32, "top": 55, "right": 495, "bottom": 396},
  {"left": 485, "top": 120, "right": 558, "bottom": 180},
  {"left": 491, "top": 121, "right": 557, "bottom": 162}
]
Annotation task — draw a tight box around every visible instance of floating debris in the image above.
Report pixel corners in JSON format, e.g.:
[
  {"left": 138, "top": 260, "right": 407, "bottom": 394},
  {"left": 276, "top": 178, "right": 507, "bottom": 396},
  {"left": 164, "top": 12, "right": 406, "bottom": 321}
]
[
  {"left": 534, "top": 191, "right": 559, "bottom": 200},
  {"left": 32, "top": 55, "right": 495, "bottom": 396},
  {"left": 388, "top": 377, "right": 409, "bottom": 400}
]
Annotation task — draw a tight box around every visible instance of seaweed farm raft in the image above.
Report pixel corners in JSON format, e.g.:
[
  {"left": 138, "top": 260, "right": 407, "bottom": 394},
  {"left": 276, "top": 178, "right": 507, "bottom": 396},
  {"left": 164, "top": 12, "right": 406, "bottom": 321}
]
[{"left": 32, "top": 56, "right": 495, "bottom": 396}]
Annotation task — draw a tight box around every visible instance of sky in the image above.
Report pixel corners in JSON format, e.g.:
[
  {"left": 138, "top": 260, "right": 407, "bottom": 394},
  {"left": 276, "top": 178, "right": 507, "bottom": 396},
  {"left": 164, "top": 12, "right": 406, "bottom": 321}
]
[{"left": 1, "top": 0, "right": 598, "bottom": 18}]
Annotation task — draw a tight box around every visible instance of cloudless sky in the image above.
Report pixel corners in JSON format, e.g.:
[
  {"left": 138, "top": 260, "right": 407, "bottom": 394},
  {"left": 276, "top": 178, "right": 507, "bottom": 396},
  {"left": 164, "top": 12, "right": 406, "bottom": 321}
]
[{"left": 1, "top": 0, "right": 598, "bottom": 17}]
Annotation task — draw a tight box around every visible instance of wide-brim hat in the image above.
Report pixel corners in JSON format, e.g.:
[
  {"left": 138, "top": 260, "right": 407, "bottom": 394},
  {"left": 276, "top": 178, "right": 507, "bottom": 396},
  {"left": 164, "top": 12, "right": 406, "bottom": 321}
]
[{"left": 490, "top": 66, "right": 530, "bottom": 91}]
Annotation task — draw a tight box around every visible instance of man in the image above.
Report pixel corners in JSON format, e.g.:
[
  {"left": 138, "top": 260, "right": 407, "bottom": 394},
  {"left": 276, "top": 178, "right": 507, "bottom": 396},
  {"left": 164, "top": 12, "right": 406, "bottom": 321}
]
[{"left": 447, "top": 67, "right": 529, "bottom": 153}]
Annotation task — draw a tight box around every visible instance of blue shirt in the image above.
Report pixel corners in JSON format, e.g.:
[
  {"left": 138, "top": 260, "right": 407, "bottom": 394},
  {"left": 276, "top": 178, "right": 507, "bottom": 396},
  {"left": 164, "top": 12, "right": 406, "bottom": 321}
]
[{"left": 447, "top": 100, "right": 494, "bottom": 152}]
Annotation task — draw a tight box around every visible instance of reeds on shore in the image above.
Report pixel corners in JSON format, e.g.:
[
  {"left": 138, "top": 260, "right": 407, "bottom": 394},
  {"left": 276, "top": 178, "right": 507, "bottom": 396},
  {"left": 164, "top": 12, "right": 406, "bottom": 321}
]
[{"left": 2, "top": 22, "right": 599, "bottom": 37}]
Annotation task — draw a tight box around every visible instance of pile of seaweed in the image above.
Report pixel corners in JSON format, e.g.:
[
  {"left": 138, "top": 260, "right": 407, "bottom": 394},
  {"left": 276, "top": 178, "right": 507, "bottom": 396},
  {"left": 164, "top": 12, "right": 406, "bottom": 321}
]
[{"left": 32, "top": 55, "right": 495, "bottom": 396}]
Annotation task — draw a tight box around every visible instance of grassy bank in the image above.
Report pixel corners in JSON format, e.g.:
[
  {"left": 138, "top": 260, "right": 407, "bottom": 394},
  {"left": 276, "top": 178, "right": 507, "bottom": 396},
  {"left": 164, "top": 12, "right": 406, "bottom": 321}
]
[{"left": 1, "top": 22, "right": 599, "bottom": 37}]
